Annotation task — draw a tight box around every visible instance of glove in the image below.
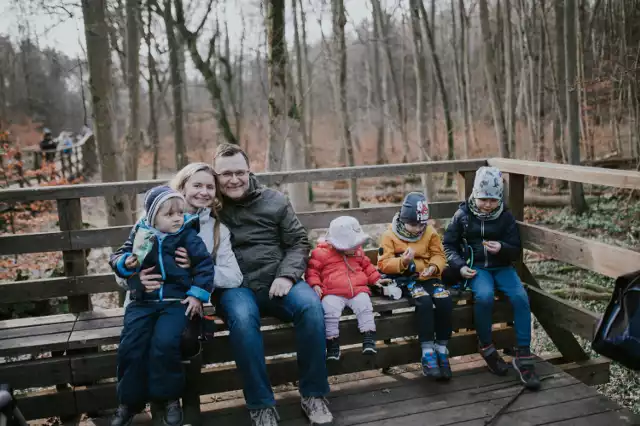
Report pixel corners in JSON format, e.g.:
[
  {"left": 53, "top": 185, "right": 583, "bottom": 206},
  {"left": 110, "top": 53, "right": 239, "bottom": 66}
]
[{"left": 382, "top": 283, "right": 402, "bottom": 300}]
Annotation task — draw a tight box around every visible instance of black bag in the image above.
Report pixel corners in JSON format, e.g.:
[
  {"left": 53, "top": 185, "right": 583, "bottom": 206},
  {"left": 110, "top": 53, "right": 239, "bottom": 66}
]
[
  {"left": 592, "top": 270, "right": 640, "bottom": 370},
  {"left": 180, "top": 315, "right": 218, "bottom": 360}
]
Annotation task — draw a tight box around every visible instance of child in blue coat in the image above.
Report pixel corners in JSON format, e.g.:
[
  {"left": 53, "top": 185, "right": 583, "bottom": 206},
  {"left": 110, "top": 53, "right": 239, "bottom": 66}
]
[
  {"left": 443, "top": 167, "right": 540, "bottom": 391},
  {"left": 109, "top": 185, "right": 215, "bottom": 426}
]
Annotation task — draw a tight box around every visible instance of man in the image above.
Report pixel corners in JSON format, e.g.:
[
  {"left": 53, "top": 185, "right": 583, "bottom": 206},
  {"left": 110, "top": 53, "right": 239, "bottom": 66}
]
[
  {"left": 39, "top": 128, "right": 57, "bottom": 163},
  {"left": 213, "top": 144, "right": 333, "bottom": 426}
]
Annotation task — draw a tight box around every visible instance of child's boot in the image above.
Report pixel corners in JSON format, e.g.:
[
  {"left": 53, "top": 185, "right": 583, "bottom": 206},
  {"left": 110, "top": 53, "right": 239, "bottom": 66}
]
[
  {"left": 421, "top": 343, "right": 442, "bottom": 379},
  {"left": 512, "top": 347, "right": 541, "bottom": 390},
  {"left": 110, "top": 405, "right": 136, "bottom": 426},
  {"left": 435, "top": 344, "right": 452, "bottom": 381},
  {"left": 326, "top": 337, "right": 341, "bottom": 361},
  {"left": 479, "top": 344, "right": 509, "bottom": 376},
  {"left": 163, "top": 399, "right": 183, "bottom": 426},
  {"left": 362, "top": 331, "right": 377, "bottom": 355}
]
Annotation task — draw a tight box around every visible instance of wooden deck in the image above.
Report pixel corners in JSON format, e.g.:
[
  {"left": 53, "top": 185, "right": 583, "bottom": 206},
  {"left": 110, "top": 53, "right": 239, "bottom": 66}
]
[{"left": 76, "top": 356, "right": 638, "bottom": 426}]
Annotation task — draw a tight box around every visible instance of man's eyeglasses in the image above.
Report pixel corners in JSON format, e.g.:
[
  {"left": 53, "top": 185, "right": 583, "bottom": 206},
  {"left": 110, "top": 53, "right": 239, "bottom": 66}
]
[{"left": 219, "top": 170, "right": 249, "bottom": 179}]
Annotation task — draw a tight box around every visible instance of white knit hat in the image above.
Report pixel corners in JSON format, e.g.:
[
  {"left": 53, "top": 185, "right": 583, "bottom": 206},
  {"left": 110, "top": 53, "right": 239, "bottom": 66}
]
[{"left": 325, "top": 216, "right": 370, "bottom": 251}]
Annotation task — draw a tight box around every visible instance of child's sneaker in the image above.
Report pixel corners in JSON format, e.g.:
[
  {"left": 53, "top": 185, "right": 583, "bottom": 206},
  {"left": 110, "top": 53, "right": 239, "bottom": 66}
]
[
  {"left": 480, "top": 344, "right": 509, "bottom": 376},
  {"left": 163, "top": 400, "right": 183, "bottom": 426},
  {"left": 326, "top": 338, "right": 340, "bottom": 361},
  {"left": 436, "top": 349, "right": 452, "bottom": 381},
  {"left": 421, "top": 350, "right": 442, "bottom": 379},
  {"left": 512, "top": 347, "right": 541, "bottom": 390},
  {"left": 362, "top": 331, "right": 377, "bottom": 355},
  {"left": 110, "top": 405, "right": 136, "bottom": 426}
]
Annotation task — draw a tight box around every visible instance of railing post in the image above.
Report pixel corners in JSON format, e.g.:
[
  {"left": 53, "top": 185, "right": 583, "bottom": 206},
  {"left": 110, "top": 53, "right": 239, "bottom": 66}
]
[
  {"left": 506, "top": 172, "right": 588, "bottom": 362},
  {"left": 456, "top": 171, "right": 476, "bottom": 201},
  {"left": 57, "top": 198, "right": 91, "bottom": 313}
]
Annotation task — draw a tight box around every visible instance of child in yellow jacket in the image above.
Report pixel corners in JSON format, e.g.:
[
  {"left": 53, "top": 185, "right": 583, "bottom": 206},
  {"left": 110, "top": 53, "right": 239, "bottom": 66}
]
[{"left": 378, "top": 192, "right": 453, "bottom": 380}]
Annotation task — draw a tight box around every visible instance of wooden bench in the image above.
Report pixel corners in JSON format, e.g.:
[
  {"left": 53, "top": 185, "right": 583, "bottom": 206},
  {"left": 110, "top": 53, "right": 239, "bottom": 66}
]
[{"left": 1, "top": 159, "right": 639, "bottom": 423}]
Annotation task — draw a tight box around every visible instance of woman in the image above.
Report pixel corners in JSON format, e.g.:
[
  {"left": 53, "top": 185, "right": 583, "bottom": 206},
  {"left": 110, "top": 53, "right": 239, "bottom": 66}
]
[{"left": 112, "top": 163, "right": 242, "bottom": 426}]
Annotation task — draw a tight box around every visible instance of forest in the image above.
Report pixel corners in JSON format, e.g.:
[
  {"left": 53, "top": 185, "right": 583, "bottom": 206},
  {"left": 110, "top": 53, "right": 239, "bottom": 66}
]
[{"left": 1, "top": 0, "right": 640, "bottom": 418}]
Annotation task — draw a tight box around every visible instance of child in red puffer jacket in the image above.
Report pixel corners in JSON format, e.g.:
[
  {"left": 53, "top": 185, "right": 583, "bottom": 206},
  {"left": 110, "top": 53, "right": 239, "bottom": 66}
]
[{"left": 306, "top": 216, "right": 385, "bottom": 361}]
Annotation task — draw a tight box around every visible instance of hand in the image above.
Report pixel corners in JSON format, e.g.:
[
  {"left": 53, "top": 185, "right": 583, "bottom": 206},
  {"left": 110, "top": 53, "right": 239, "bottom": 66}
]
[
  {"left": 420, "top": 265, "right": 437, "bottom": 278},
  {"left": 374, "top": 278, "right": 392, "bottom": 287},
  {"left": 269, "top": 277, "right": 294, "bottom": 299},
  {"left": 313, "top": 285, "right": 323, "bottom": 298},
  {"left": 402, "top": 248, "right": 415, "bottom": 266},
  {"left": 175, "top": 247, "right": 191, "bottom": 269},
  {"left": 124, "top": 254, "right": 139, "bottom": 270},
  {"left": 460, "top": 266, "right": 477, "bottom": 279},
  {"left": 484, "top": 241, "right": 502, "bottom": 254},
  {"left": 181, "top": 296, "right": 203, "bottom": 319},
  {"left": 139, "top": 266, "right": 163, "bottom": 292}
]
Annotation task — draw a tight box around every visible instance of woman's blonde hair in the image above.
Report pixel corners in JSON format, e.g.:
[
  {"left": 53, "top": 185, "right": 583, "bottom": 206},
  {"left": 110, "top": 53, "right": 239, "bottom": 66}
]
[{"left": 170, "top": 162, "right": 223, "bottom": 256}]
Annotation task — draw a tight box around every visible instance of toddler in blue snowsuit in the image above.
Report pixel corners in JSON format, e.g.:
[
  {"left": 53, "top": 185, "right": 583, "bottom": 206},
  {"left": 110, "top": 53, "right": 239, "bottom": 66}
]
[{"left": 109, "top": 185, "right": 215, "bottom": 426}]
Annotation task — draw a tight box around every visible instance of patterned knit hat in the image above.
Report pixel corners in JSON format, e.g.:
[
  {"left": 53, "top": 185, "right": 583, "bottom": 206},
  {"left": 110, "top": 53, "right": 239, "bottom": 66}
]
[
  {"left": 472, "top": 167, "right": 504, "bottom": 200},
  {"left": 143, "top": 185, "right": 184, "bottom": 226},
  {"left": 399, "top": 192, "right": 429, "bottom": 225}
]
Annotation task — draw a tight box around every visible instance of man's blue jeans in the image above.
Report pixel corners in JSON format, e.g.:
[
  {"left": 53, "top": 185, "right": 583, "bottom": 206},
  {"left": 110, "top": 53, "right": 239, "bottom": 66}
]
[
  {"left": 470, "top": 267, "right": 532, "bottom": 348},
  {"left": 216, "top": 282, "right": 330, "bottom": 409}
]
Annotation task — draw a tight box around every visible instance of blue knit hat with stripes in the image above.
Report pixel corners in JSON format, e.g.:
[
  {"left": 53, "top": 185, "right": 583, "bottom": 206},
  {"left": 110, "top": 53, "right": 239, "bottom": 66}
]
[{"left": 144, "top": 185, "right": 184, "bottom": 227}]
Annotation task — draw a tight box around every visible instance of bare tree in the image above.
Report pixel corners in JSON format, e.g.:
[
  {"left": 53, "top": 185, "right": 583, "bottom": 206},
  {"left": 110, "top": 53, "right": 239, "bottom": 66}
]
[
  {"left": 123, "top": 0, "right": 141, "bottom": 216},
  {"left": 81, "top": 0, "right": 131, "bottom": 225},
  {"left": 479, "top": 0, "right": 510, "bottom": 157},
  {"left": 332, "top": 0, "right": 358, "bottom": 207},
  {"left": 409, "top": 0, "right": 435, "bottom": 201},
  {"left": 565, "top": 0, "right": 588, "bottom": 213},
  {"left": 266, "top": 0, "right": 309, "bottom": 210}
]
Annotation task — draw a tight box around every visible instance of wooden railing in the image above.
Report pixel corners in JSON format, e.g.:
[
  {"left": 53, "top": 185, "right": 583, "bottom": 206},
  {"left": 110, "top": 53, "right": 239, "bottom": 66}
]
[
  {"left": 1, "top": 132, "right": 97, "bottom": 188},
  {"left": 0, "top": 158, "right": 639, "bottom": 421}
]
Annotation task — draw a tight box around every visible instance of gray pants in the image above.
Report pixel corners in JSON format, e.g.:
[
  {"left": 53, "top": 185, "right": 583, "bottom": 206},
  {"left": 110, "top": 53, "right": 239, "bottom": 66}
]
[{"left": 322, "top": 293, "right": 375, "bottom": 339}]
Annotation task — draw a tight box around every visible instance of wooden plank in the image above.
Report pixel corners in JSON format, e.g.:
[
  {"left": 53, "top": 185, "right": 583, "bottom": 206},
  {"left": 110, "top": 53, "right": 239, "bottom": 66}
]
[
  {"left": 520, "top": 265, "right": 589, "bottom": 362},
  {"left": 0, "top": 230, "right": 68, "bottom": 255},
  {"left": 297, "top": 201, "right": 460, "bottom": 230},
  {"left": 15, "top": 388, "right": 78, "bottom": 421},
  {"left": 69, "top": 308, "right": 514, "bottom": 383},
  {"left": 526, "top": 285, "right": 601, "bottom": 340},
  {"left": 0, "top": 356, "right": 72, "bottom": 390},
  {"left": 544, "top": 410, "right": 640, "bottom": 425},
  {"left": 552, "top": 356, "right": 610, "bottom": 386},
  {"left": 3, "top": 202, "right": 460, "bottom": 255},
  {"left": 204, "top": 359, "right": 566, "bottom": 425},
  {"left": 0, "top": 312, "right": 76, "bottom": 329},
  {"left": 488, "top": 157, "right": 640, "bottom": 189},
  {"left": 0, "top": 332, "right": 71, "bottom": 356},
  {"left": 0, "top": 160, "right": 488, "bottom": 203},
  {"left": 71, "top": 328, "right": 515, "bottom": 414},
  {"left": 519, "top": 222, "right": 640, "bottom": 278},
  {"left": 0, "top": 320, "right": 75, "bottom": 340},
  {"left": 0, "top": 274, "right": 120, "bottom": 304}
]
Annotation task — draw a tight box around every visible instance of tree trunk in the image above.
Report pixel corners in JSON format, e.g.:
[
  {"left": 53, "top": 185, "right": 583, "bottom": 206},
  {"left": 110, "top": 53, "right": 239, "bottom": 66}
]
[
  {"left": 124, "top": 0, "right": 140, "bottom": 220},
  {"left": 536, "top": 5, "right": 546, "bottom": 186},
  {"left": 478, "top": 0, "right": 510, "bottom": 157},
  {"left": 419, "top": 1, "right": 455, "bottom": 187},
  {"left": 299, "top": 0, "right": 315, "bottom": 168},
  {"left": 459, "top": 0, "right": 475, "bottom": 152},
  {"left": 372, "top": 8, "right": 386, "bottom": 164},
  {"left": 564, "top": 0, "right": 588, "bottom": 213},
  {"left": 163, "top": 0, "right": 187, "bottom": 169},
  {"left": 292, "top": 0, "right": 309, "bottom": 170},
  {"left": 332, "top": 0, "right": 358, "bottom": 208},
  {"left": 81, "top": 0, "right": 131, "bottom": 225},
  {"left": 371, "top": 0, "right": 410, "bottom": 161},
  {"left": 409, "top": 0, "right": 435, "bottom": 201},
  {"left": 146, "top": 1, "right": 160, "bottom": 180},
  {"left": 555, "top": 0, "right": 568, "bottom": 165},
  {"left": 266, "top": 0, "right": 310, "bottom": 211},
  {"left": 503, "top": 0, "right": 516, "bottom": 157}
]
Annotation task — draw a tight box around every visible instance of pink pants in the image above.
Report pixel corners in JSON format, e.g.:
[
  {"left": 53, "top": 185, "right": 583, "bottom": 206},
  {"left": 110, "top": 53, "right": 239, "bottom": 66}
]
[{"left": 322, "top": 292, "right": 376, "bottom": 339}]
